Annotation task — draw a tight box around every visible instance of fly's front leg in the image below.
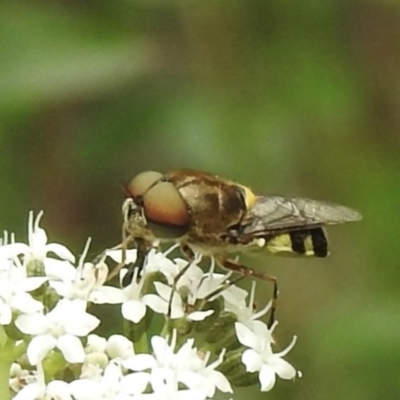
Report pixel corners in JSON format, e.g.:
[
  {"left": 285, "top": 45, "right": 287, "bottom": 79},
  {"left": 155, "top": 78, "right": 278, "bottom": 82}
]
[
  {"left": 106, "top": 221, "right": 132, "bottom": 281},
  {"left": 121, "top": 238, "right": 149, "bottom": 287},
  {"left": 107, "top": 222, "right": 149, "bottom": 284},
  {"left": 164, "top": 243, "right": 195, "bottom": 318}
]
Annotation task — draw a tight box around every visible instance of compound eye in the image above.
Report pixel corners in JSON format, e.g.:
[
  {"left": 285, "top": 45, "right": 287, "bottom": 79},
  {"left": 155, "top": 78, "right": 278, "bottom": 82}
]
[
  {"left": 127, "top": 171, "right": 164, "bottom": 198},
  {"left": 127, "top": 171, "right": 191, "bottom": 238}
]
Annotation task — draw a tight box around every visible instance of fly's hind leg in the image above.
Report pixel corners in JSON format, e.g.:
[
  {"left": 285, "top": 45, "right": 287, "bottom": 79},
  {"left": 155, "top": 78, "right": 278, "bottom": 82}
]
[{"left": 216, "top": 256, "right": 278, "bottom": 328}]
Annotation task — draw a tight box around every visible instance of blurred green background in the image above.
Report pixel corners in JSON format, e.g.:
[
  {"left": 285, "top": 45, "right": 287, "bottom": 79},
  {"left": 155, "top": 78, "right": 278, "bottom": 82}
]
[{"left": 1, "top": 0, "right": 399, "bottom": 399}]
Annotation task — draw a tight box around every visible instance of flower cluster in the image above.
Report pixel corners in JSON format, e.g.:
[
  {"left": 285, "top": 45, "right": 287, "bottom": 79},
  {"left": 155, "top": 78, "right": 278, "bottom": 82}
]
[{"left": 0, "top": 212, "right": 300, "bottom": 400}]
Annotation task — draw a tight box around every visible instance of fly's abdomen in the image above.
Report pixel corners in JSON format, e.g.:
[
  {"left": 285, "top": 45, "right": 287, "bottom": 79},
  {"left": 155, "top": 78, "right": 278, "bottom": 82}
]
[{"left": 264, "top": 228, "right": 328, "bottom": 257}]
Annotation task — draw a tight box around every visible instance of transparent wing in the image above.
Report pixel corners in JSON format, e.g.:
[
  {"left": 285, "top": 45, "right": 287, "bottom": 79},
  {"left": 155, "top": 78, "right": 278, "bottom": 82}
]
[{"left": 242, "top": 195, "right": 362, "bottom": 235}]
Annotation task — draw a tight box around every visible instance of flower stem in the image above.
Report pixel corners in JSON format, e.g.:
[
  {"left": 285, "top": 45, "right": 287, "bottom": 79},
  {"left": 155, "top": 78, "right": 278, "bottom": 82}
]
[
  {"left": 0, "top": 355, "right": 11, "bottom": 400},
  {"left": 134, "top": 330, "right": 149, "bottom": 354}
]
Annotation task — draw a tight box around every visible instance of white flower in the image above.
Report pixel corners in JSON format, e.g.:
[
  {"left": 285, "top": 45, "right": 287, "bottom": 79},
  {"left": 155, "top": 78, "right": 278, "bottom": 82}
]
[
  {"left": 142, "top": 282, "right": 185, "bottom": 319},
  {"left": 161, "top": 255, "right": 204, "bottom": 288},
  {"left": 15, "top": 298, "right": 100, "bottom": 365},
  {"left": 85, "top": 334, "right": 108, "bottom": 354},
  {"left": 172, "top": 344, "right": 232, "bottom": 398},
  {"left": 181, "top": 258, "right": 247, "bottom": 310},
  {"left": 225, "top": 281, "right": 272, "bottom": 329},
  {"left": 142, "top": 281, "right": 213, "bottom": 321},
  {"left": 0, "top": 211, "right": 75, "bottom": 266},
  {"left": 124, "top": 332, "right": 228, "bottom": 399},
  {"left": 50, "top": 239, "right": 124, "bottom": 305},
  {"left": 136, "top": 368, "right": 208, "bottom": 400},
  {"left": 13, "top": 363, "right": 72, "bottom": 400},
  {"left": 123, "top": 332, "right": 183, "bottom": 373},
  {"left": 106, "top": 246, "right": 176, "bottom": 277},
  {"left": 81, "top": 334, "right": 136, "bottom": 379},
  {"left": 105, "top": 334, "right": 135, "bottom": 360},
  {"left": 235, "top": 321, "right": 299, "bottom": 391},
  {"left": 186, "top": 271, "right": 227, "bottom": 303},
  {"left": 123, "top": 332, "right": 199, "bottom": 388},
  {"left": 106, "top": 245, "right": 203, "bottom": 285},
  {"left": 70, "top": 361, "right": 149, "bottom": 400},
  {"left": 0, "top": 259, "right": 46, "bottom": 325},
  {"left": 86, "top": 334, "right": 134, "bottom": 361},
  {"left": 141, "top": 245, "right": 192, "bottom": 279},
  {"left": 119, "top": 267, "right": 151, "bottom": 323}
]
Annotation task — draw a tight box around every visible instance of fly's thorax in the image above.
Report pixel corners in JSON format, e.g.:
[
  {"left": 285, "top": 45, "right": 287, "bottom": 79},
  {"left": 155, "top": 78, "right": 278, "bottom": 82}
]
[{"left": 169, "top": 171, "right": 251, "bottom": 235}]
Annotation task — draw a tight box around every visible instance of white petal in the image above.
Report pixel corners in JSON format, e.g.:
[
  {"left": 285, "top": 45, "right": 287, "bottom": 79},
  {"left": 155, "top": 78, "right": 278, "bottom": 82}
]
[
  {"left": 150, "top": 367, "right": 174, "bottom": 392},
  {"left": 63, "top": 306, "right": 100, "bottom": 336},
  {"left": 106, "top": 335, "right": 134, "bottom": 359},
  {"left": 30, "top": 227, "right": 48, "bottom": 251},
  {"left": 169, "top": 303, "right": 184, "bottom": 320},
  {"left": 86, "top": 334, "right": 107, "bottom": 353},
  {"left": 145, "top": 250, "right": 177, "bottom": 274},
  {"left": 17, "top": 277, "right": 48, "bottom": 292},
  {"left": 0, "top": 302, "right": 12, "bottom": 325},
  {"left": 177, "top": 388, "right": 209, "bottom": 400},
  {"left": 0, "top": 243, "right": 30, "bottom": 259},
  {"left": 151, "top": 336, "right": 175, "bottom": 365},
  {"left": 153, "top": 282, "right": 173, "bottom": 299},
  {"left": 270, "top": 356, "right": 297, "bottom": 380},
  {"left": 259, "top": 364, "right": 277, "bottom": 391},
  {"left": 221, "top": 283, "right": 248, "bottom": 305},
  {"left": 145, "top": 256, "right": 177, "bottom": 276},
  {"left": 142, "top": 294, "right": 167, "bottom": 314},
  {"left": 207, "top": 370, "right": 232, "bottom": 393},
  {"left": 120, "top": 372, "right": 150, "bottom": 395},
  {"left": 113, "top": 394, "right": 135, "bottom": 400},
  {"left": 13, "top": 382, "right": 42, "bottom": 400},
  {"left": 27, "top": 334, "right": 57, "bottom": 365},
  {"left": 242, "top": 349, "right": 263, "bottom": 372},
  {"left": 15, "top": 313, "right": 50, "bottom": 335},
  {"left": 57, "top": 298, "right": 86, "bottom": 315},
  {"left": 49, "top": 280, "right": 73, "bottom": 298},
  {"left": 106, "top": 249, "right": 137, "bottom": 264},
  {"left": 102, "top": 362, "right": 122, "bottom": 386},
  {"left": 187, "top": 310, "right": 214, "bottom": 321},
  {"left": 93, "top": 262, "right": 109, "bottom": 286},
  {"left": 174, "top": 339, "right": 195, "bottom": 366},
  {"left": 124, "top": 354, "right": 157, "bottom": 371},
  {"left": 90, "top": 286, "right": 125, "bottom": 304},
  {"left": 251, "top": 320, "right": 271, "bottom": 339},
  {"left": 45, "top": 243, "right": 75, "bottom": 263},
  {"left": 235, "top": 322, "right": 259, "bottom": 349},
  {"left": 57, "top": 334, "right": 86, "bottom": 363},
  {"left": 178, "top": 370, "right": 208, "bottom": 392},
  {"left": 122, "top": 299, "right": 147, "bottom": 323},
  {"left": 44, "top": 259, "right": 76, "bottom": 281},
  {"left": 18, "top": 276, "right": 48, "bottom": 292},
  {"left": 80, "top": 363, "right": 104, "bottom": 380},
  {"left": 70, "top": 379, "right": 102, "bottom": 400},
  {"left": 47, "top": 380, "right": 73, "bottom": 400},
  {"left": 11, "top": 293, "right": 44, "bottom": 314}
]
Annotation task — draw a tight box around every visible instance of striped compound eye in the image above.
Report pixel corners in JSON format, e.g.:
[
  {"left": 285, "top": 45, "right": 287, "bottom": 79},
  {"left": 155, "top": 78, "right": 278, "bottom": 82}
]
[{"left": 126, "top": 171, "right": 191, "bottom": 239}]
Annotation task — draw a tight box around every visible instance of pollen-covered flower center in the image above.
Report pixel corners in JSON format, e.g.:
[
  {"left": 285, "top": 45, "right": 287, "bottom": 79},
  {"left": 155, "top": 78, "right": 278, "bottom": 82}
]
[{"left": 49, "top": 322, "right": 66, "bottom": 337}]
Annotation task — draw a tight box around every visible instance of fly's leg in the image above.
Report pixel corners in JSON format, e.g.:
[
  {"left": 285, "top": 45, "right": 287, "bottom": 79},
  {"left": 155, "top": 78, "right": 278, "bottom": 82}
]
[
  {"left": 106, "top": 223, "right": 149, "bottom": 285},
  {"left": 165, "top": 243, "right": 196, "bottom": 318},
  {"left": 121, "top": 238, "right": 148, "bottom": 287}
]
